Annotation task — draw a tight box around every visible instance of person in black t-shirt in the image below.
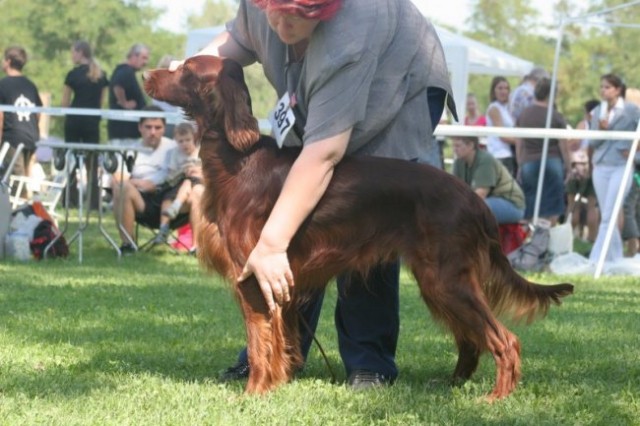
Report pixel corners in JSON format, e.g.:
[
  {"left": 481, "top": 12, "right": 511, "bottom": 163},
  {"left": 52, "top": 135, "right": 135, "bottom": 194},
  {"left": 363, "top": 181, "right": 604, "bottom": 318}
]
[
  {"left": 0, "top": 46, "right": 42, "bottom": 193},
  {"left": 107, "top": 43, "right": 149, "bottom": 142},
  {"left": 61, "top": 40, "right": 109, "bottom": 209}
]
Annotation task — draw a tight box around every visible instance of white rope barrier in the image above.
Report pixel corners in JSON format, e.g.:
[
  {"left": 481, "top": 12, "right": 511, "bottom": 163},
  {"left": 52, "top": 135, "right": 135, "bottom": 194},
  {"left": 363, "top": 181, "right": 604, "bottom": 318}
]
[
  {"left": 0, "top": 105, "right": 184, "bottom": 123},
  {"left": 434, "top": 124, "right": 640, "bottom": 141},
  {"left": 2, "top": 105, "right": 638, "bottom": 142}
]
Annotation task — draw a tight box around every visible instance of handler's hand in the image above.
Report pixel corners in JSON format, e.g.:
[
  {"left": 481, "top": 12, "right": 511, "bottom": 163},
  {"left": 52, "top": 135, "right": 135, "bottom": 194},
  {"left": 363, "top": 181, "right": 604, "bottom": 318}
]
[
  {"left": 168, "top": 60, "right": 185, "bottom": 72},
  {"left": 237, "top": 240, "right": 294, "bottom": 312}
]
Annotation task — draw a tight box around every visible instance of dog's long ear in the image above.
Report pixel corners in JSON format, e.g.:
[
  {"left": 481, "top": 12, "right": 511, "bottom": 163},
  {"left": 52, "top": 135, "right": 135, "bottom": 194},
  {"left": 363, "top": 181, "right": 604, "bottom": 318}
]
[{"left": 217, "top": 59, "right": 261, "bottom": 152}]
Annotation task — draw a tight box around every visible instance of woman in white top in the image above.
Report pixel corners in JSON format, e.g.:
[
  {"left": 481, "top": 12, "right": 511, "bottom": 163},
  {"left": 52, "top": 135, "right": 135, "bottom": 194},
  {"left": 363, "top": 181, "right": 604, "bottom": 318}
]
[{"left": 486, "top": 76, "right": 518, "bottom": 176}]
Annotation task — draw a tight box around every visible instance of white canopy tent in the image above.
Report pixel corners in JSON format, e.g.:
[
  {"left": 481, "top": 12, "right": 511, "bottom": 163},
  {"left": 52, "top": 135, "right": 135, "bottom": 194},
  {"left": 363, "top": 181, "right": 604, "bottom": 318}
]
[
  {"left": 185, "top": 26, "right": 226, "bottom": 57},
  {"left": 434, "top": 26, "right": 533, "bottom": 122},
  {"left": 184, "top": 25, "right": 534, "bottom": 122}
]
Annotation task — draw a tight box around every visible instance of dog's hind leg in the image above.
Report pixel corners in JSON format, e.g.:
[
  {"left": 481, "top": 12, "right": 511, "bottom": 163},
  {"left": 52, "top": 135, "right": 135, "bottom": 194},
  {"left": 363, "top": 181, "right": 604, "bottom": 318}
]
[
  {"left": 236, "top": 278, "right": 292, "bottom": 393},
  {"left": 411, "top": 261, "right": 521, "bottom": 400},
  {"left": 484, "top": 321, "right": 521, "bottom": 401}
]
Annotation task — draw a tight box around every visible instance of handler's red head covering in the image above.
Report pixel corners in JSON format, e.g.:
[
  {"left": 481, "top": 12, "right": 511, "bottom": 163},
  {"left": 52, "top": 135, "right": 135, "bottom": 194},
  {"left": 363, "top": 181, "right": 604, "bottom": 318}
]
[{"left": 252, "top": 0, "right": 342, "bottom": 21}]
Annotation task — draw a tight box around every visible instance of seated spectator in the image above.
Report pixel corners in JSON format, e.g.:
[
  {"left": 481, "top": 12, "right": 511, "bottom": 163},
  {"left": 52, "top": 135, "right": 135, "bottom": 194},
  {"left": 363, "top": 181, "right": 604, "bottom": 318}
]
[
  {"left": 154, "top": 122, "right": 203, "bottom": 245},
  {"left": 452, "top": 136, "right": 525, "bottom": 224},
  {"left": 110, "top": 107, "right": 200, "bottom": 254}
]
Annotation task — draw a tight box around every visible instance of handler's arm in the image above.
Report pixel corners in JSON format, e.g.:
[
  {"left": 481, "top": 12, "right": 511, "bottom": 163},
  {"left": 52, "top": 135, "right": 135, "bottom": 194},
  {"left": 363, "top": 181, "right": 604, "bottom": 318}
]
[
  {"left": 170, "top": 31, "right": 256, "bottom": 70},
  {"left": 238, "top": 128, "right": 352, "bottom": 312}
]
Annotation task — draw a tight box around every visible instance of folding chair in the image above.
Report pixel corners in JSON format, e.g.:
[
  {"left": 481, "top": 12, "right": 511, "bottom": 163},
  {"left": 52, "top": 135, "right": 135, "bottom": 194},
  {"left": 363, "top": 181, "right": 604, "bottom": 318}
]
[
  {"left": 135, "top": 213, "right": 192, "bottom": 253},
  {"left": 1, "top": 142, "right": 24, "bottom": 259},
  {"left": 9, "top": 171, "right": 68, "bottom": 220}
]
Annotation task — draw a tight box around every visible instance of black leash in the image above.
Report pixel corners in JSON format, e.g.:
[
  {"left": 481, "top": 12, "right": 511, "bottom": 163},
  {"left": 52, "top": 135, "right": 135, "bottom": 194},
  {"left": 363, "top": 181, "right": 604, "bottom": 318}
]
[{"left": 298, "top": 314, "right": 337, "bottom": 384}]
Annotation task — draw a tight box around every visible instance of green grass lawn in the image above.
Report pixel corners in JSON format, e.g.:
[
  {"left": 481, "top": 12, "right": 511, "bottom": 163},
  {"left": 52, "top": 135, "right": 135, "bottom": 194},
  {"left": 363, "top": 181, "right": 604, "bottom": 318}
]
[{"left": 1, "top": 213, "right": 639, "bottom": 425}]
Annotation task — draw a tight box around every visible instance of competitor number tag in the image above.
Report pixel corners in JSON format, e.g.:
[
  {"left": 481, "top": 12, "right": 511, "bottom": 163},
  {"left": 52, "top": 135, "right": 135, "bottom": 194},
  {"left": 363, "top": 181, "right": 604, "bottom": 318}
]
[{"left": 269, "top": 92, "right": 296, "bottom": 148}]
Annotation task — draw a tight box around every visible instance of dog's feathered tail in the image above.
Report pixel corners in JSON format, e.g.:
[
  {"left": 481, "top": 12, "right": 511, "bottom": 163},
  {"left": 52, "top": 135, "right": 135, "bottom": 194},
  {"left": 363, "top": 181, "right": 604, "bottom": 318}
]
[{"left": 482, "top": 215, "right": 574, "bottom": 324}]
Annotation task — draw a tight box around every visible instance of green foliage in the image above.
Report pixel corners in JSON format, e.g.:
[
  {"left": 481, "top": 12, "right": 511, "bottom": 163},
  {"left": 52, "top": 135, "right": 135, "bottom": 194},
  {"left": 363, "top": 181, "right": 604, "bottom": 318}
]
[
  {"left": 465, "top": 0, "right": 640, "bottom": 125},
  {"left": 187, "top": 0, "right": 236, "bottom": 28},
  {"left": 1, "top": 214, "right": 639, "bottom": 424},
  {"left": 0, "top": 0, "right": 185, "bottom": 138},
  {"left": 467, "top": 0, "right": 543, "bottom": 51}
]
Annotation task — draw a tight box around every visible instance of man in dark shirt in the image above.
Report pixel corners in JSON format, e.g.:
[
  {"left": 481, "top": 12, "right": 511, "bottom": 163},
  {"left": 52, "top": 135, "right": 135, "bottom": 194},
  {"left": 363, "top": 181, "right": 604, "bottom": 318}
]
[
  {"left": 0, "top": 45, "right": 43, "bottom": 186},
  {"left": 107, "top": 43, "right": 149, "bottom": 143}
]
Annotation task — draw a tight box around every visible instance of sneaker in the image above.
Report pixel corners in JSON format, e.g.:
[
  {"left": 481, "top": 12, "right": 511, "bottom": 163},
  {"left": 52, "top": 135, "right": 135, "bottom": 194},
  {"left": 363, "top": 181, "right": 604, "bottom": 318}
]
[
  {"left": 162, "top": 204, "right": 180, "bottom": 220},
  {"left": 219, "top": 360, "right": 250, "bottom": 382},
  {"left": 119, "top": 243, "right": 136, "bottom": 256},
  {"left": 152, "top": 231, "right": 168, "bottom": 245},
  {"left": 347, "top": 370, "right": 394, "bottom": 390}
]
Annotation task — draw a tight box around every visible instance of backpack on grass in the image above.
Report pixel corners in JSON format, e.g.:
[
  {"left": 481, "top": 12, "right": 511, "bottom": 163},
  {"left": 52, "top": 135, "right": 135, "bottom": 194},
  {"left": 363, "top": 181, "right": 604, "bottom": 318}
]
[
  {"left": 507, "top": 224, "right": 551, "bottom": 272},
  {"left": 9, "top": 201, "right": 68, "bottom": 260},
  {"left": 29, "top": 219, "right": 69, "bottom": 260}
]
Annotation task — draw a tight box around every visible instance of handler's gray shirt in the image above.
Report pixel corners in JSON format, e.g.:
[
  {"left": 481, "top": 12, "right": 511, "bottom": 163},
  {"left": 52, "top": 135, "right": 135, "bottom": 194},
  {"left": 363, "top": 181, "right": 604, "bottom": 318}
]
[{"left": 227, "top": 0, "right": 455, "bottom": 161}]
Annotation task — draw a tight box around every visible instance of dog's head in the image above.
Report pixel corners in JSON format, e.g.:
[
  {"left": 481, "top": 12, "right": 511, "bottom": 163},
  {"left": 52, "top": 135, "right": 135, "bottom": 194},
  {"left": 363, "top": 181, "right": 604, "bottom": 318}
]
[{"left": 143, "top": 55, "right": 260, "bottom": 152}]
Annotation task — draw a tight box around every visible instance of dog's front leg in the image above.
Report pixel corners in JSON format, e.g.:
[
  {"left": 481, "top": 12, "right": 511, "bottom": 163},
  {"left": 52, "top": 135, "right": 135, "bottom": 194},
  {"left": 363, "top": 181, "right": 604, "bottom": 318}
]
[{"left": 236, "top": 277, "right": 291, "bottom": 393}]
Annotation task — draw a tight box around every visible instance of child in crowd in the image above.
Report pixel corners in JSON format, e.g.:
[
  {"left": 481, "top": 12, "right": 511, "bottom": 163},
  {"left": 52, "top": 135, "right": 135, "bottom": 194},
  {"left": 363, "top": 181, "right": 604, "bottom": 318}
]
[{"left": 154, "top": 122, "right": 202, "bottom": 243}]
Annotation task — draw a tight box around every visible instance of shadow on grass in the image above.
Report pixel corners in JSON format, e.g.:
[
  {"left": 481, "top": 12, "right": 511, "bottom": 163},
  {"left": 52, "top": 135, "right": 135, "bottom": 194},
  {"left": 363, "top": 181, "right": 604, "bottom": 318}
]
[
  {"left": 0, "top": 263, "right": 246, "bottom": 395},
  {"left": 1, "top": 259, "right": 638, "bottom": 425}
]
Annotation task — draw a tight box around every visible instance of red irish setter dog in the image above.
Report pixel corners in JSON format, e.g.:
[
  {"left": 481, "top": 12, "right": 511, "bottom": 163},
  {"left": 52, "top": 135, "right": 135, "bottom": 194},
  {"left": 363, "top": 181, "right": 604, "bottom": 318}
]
[{"left": 144, "top": 55, "right": 573, "bottom": 401}]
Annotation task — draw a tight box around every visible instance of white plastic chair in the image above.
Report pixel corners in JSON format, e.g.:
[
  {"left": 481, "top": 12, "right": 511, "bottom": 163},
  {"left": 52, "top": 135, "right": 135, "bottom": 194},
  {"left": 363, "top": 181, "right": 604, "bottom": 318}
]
[{"left": 9, "top": 172, "right": 68, "bottom": 218}]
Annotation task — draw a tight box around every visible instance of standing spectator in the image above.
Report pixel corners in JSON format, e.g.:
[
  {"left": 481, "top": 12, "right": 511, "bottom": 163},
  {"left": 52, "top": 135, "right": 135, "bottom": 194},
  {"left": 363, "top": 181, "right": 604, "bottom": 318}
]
[
  {"left": 464, "top": 92, "right": 487, "bottom": 149},
  {"left": 589, "top": 73, "right": 640, "bottom": 263},
  {"left": 509, "top": 66, "right": 549, "bottom": 122},
  {"left": 622, "top": 163, "right": 640, "bottom": 257},
  {"left": 452, "top": 136, "right": 525, "bottom": 225},
  {"left": 566, "top": 99, "right": 599, "bottom": 242},
  {"left": 0, "top": 46, "right": 42, "bottom": 198},
  {"left": 464, "top": 93, "right": 486, "bottom": 126},
  {"left": 61, "top": 40, "right": 109, "bottom": 210},
  {"left": 515, "top": 77, "right": 571, "bottom": 225},
  {"left": 486, "top": 76, "right": 518, "bottom": 176},
  {"left": 621, "top": 89, "right": 640, "bottom": 257},
  {"left": 107, "top": 43, "right": 149, "bottom": 144}
]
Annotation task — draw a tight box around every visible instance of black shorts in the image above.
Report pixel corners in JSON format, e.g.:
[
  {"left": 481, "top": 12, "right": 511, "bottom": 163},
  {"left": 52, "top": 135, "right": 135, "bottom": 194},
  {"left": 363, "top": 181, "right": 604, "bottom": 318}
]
[{"left": 135, "top": 191, "right": 166, "bottom": 228}]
